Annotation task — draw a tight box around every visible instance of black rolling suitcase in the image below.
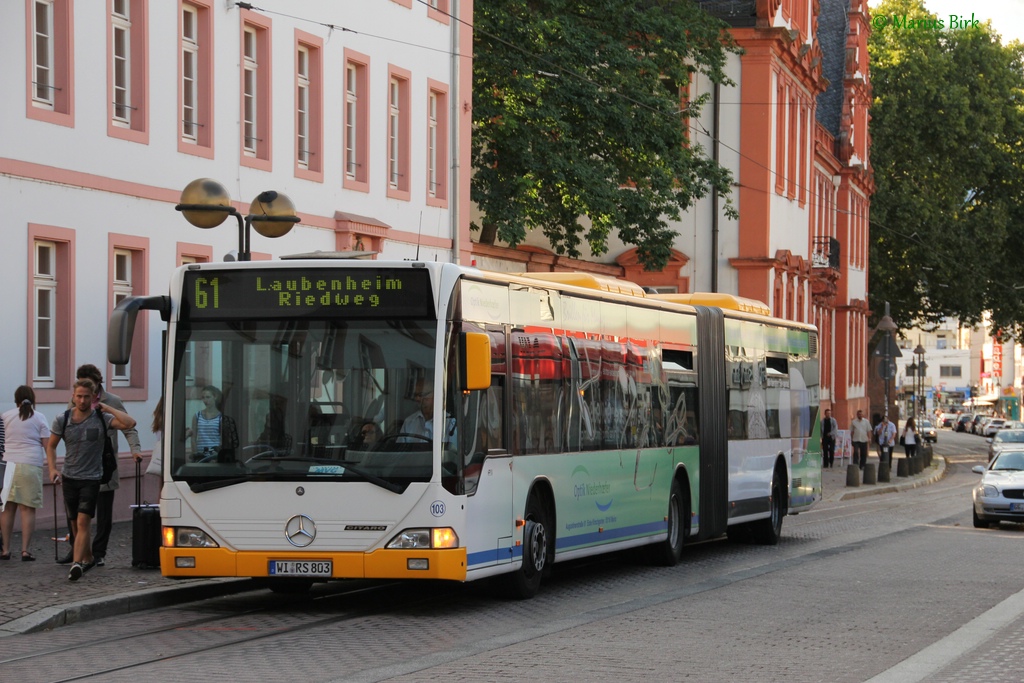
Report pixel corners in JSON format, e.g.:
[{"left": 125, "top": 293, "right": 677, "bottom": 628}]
[{"left": 131, "top": 460, "right": 161, "bottom": 569}]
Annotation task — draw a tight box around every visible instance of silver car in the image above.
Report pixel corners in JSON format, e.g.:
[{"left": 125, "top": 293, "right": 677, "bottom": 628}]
[
  {"left": 972, "top": 450, "right": 1024, "bottom": 528},
  {"left": 987, "top": 429, "right": 1024, "bottom": 462}
]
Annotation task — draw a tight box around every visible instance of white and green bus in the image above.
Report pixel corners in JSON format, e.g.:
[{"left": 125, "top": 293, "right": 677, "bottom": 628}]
[{"left": 111, "top": 258, "right": 821, "bottom": 597}]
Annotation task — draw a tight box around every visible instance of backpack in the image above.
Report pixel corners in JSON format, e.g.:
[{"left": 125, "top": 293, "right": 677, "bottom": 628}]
[{"left": 62, "top": 409, "right": 117, "bottom": 485}]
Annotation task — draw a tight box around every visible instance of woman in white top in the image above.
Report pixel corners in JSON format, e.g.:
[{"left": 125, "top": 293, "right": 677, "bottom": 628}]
[
  {"left": 1, "top": 386, "right": 50, "bottom": 561},
  {"left": 902, "top": 417, "right": 918, "bottom": 460}
]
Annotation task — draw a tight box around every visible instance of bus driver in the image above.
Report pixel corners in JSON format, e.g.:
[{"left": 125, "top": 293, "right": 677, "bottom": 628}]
[{"left": 400, "top": 380, "right": 455, "bottom": 443}]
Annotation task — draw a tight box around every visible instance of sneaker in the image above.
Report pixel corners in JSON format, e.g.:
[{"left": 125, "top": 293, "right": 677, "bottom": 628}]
[
  {"left": 82, "top": 560, "right": 97, "bottom": 574},
  {"left": 57, "top": 550, "right": 74, "bottom": 565},
  {"left": 95, "top": 556, "right": 105, "bottom": 567},
  {"left": 68, "top": 562, "right": 83, "bottom": 581}
]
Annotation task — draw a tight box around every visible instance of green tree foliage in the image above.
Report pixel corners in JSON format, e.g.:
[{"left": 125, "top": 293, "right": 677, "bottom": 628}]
[
  {"left": 472, "top": 0, "right": 738, "bottom": 270},
  {"left": 869, "top": 0, "right": 1024, "bottom": 338}
]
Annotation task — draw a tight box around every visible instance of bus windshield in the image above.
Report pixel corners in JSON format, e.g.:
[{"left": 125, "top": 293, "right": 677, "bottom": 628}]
[{"left": 169, "top": 317, "right": 439, "bottom": 492}]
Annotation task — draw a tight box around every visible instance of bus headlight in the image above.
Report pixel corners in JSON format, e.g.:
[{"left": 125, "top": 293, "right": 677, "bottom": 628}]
[
  {"left": 170, "top": 526, "right": 220, "bottom": 548},
  {"left": 386, "top": 528, "right": 459, "bottom": 549}
]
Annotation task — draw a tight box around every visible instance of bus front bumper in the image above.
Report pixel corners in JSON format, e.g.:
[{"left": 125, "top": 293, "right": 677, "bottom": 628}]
[{"left": 160, "top": 546, "right": 468, "bottom": 581}]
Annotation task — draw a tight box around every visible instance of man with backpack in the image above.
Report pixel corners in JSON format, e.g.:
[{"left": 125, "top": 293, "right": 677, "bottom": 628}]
[{"left": 45, "top": 379, "right": 136, "bottom": 581}]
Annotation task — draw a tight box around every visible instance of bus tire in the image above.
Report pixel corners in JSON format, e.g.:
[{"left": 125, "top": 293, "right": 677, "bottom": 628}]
[
  {"left": 502, "top": 494, "right": 551, "bottom": 599},
  {"left": 750, "top": 467, "right": 786, "bottom": 545},
  {"left": 652, "top": 478, "right": 688, "bottom": 566}
]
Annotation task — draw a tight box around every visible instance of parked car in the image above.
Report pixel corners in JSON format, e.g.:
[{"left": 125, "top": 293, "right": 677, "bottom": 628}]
[
  {"left": 987, "top": 429, "right": 1024, "bottom": 462},
  {"left": 1003, "top": 421, "right": 1024, "bottom": 430},
  {"left": 972, "top": 450, "right": 1024, "bottom": 527},
  {"left": 918, "top": 419, "right": 937, "bottom": 443},
  {"left": 984, "top": 418, "right": 1007, "bottom": 437},
  {"left": 939, "top": 412, "right": 958, "bottom": 428},
  {"left": 973, "top": 415, "right": 989, "bottom": 435}
]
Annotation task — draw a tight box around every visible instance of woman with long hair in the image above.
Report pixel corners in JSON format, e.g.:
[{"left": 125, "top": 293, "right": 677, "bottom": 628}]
[
  {"left": 902, "top": 417, "right": 918, "bottom": 460},
  {"left": 1, "top": 386, "right": 50, "bottom": 561}
]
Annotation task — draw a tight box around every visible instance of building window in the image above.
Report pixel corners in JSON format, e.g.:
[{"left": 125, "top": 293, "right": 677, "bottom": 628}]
[
  {"left": 242, "top": 28, "right": 257, "bottom": 155},
  {"left": 111, "top": 249, "right": 133, "bottom": 386},
  {"left": 108, "top": 236, "right": 149, "bottom": 399},
  {"left": 27, "top": 0, "right": 74, "bottom": 126},
  {"left": 939, "top": 365, "right": 962, "bottom": 378},
  {"left": 427, "top": 0, "right": 450, "bottom": 23},
  {"left": 387, "top": 66, "right": 411, "bottom": 200},
  {"left": 296, "top": 46, "right": 309, "bottom": 167},
  {"left": 108, "top": 0, "right": 148, "bottom": 142},
  {"left": 343, "top": 50, "right": 370, "bottom": 192},
  {"left": 112, "top": 1, "right": 131, "bottom": 124},
  {"left": 239, "top": 11, "right": 272, "bottom": 169},
  {"left": 295, "top": 33, "right": 323, "bottom": 181},
  {"left": 32, "top": 1, "right": 55, "bottom": 108},
  {"left": 426, "top": 81, "right": 448, "bottom": 207},
  {"left": 28, "top": 225, "right": 74, "bottom": 401},
  {"left": 179, "top": 1, "right": 212, "bottom": 156},
  {"left": 34, "top": 241, "right": 57, "bottom": 387},
  {"left": 936, "top": 336, "right": 947, "bottom": 350}
]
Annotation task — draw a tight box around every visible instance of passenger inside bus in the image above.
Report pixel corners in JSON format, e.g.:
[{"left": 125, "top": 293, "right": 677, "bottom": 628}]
[
  {"left": 349, "top": 420, "right": 382, "bottom": 449},
  {"left": 185, "top": 385, "right": 239, "bottom": 462}
]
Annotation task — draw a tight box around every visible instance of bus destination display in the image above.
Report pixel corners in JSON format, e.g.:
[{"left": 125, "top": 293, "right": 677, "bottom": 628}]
[{"left": 181, "top": 268, "right": 434, "bottom": 320}]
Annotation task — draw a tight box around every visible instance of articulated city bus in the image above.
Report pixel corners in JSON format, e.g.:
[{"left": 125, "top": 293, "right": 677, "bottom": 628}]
[{"left": 110, "top": 258, "right": 821, "bottom": 597}]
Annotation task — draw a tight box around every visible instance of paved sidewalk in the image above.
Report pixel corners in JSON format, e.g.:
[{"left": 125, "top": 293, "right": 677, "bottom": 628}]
[
  {"left": 0, "top": 519, "right": 256, "bottom": 637},
  {"left": 821, "top": 446, "right": 945, "bottom": 503},
  {"left": 1, "top": 450, "right": 945, "bottom": 637}
]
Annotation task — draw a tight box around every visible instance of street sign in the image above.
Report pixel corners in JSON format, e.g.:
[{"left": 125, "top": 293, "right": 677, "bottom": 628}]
[{"left": 878, "top": 359, "right": 897, "bottom": 379}]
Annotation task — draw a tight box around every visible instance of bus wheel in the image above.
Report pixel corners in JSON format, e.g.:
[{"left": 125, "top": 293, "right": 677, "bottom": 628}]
[
  {"left": 267, "top": 578, "right": 314, "bottom": 594},
  {"left": 751, "top": 469, "right": 786, "bottom": 545},
  {"left": 652, "top": 479, "right": 688, "bottom": 566},
  {"left": 502, "top": 495, "right": 551, "bottom": 599}
]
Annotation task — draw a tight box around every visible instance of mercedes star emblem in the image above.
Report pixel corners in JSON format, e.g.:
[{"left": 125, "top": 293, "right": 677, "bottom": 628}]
[{"left": 285, "top": 514, "right": 317, "bottom": 547}]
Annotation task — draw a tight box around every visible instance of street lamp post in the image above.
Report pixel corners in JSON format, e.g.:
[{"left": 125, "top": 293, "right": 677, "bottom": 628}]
[
  {"left": 913, "top": 343, "right": 926, "bottom": 420},
  {"left": 175, "top": 178, "right": 299, "bottom": 260},
  {"left": 913, "top": 358, "right": 921, "bottom": 417}
]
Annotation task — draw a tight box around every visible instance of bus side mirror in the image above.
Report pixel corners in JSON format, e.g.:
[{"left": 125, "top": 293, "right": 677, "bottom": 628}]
[
  {"left": 108, "top": 295, "right": 171, "bottom": 365},
  {"left": 460, "top": 332, "right": 491, "bottom": 391}
]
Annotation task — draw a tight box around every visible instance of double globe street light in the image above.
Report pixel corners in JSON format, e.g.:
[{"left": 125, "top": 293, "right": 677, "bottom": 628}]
[{"left": 175, "top": 178, "right": 300, "bottom": 260}]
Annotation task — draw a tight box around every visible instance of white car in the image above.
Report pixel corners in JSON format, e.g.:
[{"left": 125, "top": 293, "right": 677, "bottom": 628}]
[
  {"left": 987, "top": 429, "right": 1024, "bottom": 461},
  {"left": 984, "top": 418, "right": 1007, "bottom": 437},
  {"left": 973, "top": 450, "right": 1024, "bottom": 528}
]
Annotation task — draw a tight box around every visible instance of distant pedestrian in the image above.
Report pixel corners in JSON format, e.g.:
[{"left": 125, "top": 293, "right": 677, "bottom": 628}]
[
  {"left": 46, "top": 379, "right": 136, "bottom": 581},
  {"left": 821, "top": 409, "right": 838, "bottom": 468},
  {"left": 850, "top": 410, "right": 871, "bottom": 470},
  {"left": 1, "top": 386, "right": 49, "bottom": 561},
  {"left": 875, "top": 416, "right": 897, "bottom": 470},
  {"left": 902, "top": 417, "right": 918, "bottom": 459}
]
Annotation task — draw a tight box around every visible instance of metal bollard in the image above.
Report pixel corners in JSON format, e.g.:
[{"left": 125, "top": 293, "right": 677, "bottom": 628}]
[
  {"left": 863, "top": 463, "right": 877, "bottom": 485},
  {"left": 878, "top": 462, "right": 891, "bottom": 482},
  {"left": 896, "top": 458, "right": 909, "bottom": 477},
  {"left": 846, "top": 463, "right": 861, "bottom": 487}
]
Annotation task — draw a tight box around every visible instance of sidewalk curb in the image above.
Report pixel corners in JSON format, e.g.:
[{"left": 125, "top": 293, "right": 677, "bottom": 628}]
[
  {"left": 0, "top": 577, "right": 259, "bottom": 637},
  {"left": 834, "top": 456, "right": 947, "bottom": 502}
]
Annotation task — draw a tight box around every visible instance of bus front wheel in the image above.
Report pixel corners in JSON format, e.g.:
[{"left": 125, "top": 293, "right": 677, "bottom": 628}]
[{"left": 502, "top": 495, "right": 551, "bottom": 599}]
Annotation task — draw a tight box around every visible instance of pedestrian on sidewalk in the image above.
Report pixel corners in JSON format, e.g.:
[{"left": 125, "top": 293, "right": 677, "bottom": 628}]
[
  {"left": 875, "top": 415, "right": 897, "bottom": 471},
  {"left": 850, "top": 410, "right": 871, "bottom": 470},
  {"left": 46, "top": 379, "right": 136, "bottom": 581},
  {"left": 58, "top": 365, "right": 143, "bottom": 567},
  {"left": 1, "top": 386, "right": 49, "bottom": 561},
  {"left": 821, "top": 409, "right": 838, "bottom": 468},
  {"left": 902, "top": 418, "right": 918, "bottom": 459}
]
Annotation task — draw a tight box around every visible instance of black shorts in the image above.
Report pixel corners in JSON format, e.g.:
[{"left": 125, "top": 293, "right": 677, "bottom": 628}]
[{"left": 62, "top": 477, "right": 101, "bottom": 518}]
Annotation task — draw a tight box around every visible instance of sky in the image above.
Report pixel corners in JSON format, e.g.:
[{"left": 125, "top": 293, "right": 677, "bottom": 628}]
[{"left": 870, "top": 0, "right": 1024, "bottom": 44}]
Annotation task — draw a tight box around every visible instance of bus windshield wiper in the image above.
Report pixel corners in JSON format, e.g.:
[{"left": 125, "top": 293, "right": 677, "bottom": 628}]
[
  {"left": 244, "top": 455, "right": 404, "bottom": 493},
  {"left": 189, "top": 476, "right": 251, "bottom": 493}
]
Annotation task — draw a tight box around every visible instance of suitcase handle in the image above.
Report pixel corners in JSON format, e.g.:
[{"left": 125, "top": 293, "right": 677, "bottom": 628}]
[{"left": 135, "top": 458, "right": 142, "bottom": 506}]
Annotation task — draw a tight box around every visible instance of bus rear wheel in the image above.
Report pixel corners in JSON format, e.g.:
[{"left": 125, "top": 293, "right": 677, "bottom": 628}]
[
  {"left": 651, "top": 479, "right": 688, "bottom": 566},
  {"left": 501, "top": 494, "right": 551, "bottom": 599},
  {"left": 750, "top": 469, "right": 786, "bottom": 545}
]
